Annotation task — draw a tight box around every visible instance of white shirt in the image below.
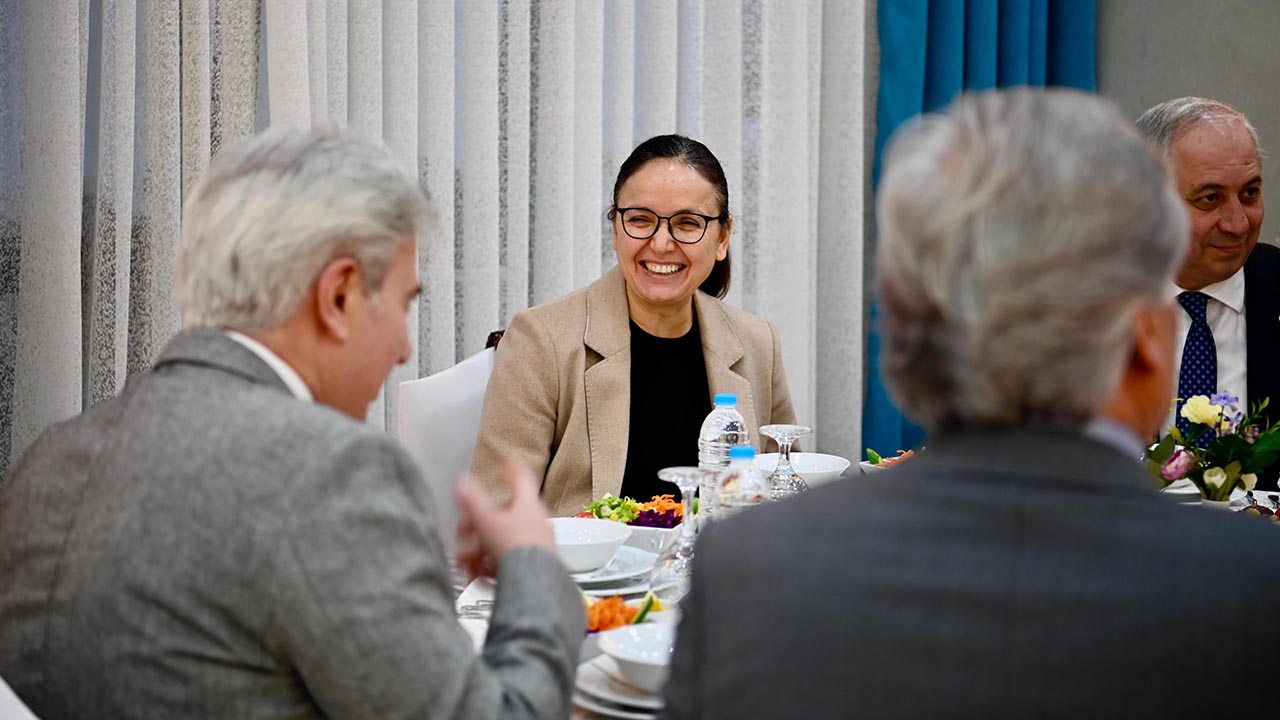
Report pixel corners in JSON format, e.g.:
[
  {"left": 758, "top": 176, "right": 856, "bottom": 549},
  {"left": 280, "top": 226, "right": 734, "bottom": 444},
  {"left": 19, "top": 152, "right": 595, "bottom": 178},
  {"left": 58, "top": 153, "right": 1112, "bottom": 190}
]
[
  {"left": 1083, "top": 416, "right": 1146, "bottom": 462},
  {"left": 1162, "top": 267, "right": 1247, "bottom": 432},
  {"left": 224, "top": 331, "right": 315, "bottom": 402}
]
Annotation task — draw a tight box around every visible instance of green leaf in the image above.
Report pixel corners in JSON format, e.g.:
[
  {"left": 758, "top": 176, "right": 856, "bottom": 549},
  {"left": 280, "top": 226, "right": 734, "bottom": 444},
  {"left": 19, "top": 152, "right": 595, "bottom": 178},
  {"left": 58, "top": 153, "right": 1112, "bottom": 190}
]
[
  {"left": 1146, "top": 457, "right": 1172, "bottom": 486},
  {"left": 1252, "top": 432, "right": 1280, "bottom": 453},
  {"left": 1147, "top": 436, "right": 1177, "bottom": 464},
  {"left": 1243, "top": 451, "right": 1278, "bottom": 475},
  {"left": 866, "top": 448, "right": 882, "bottom": 464}
]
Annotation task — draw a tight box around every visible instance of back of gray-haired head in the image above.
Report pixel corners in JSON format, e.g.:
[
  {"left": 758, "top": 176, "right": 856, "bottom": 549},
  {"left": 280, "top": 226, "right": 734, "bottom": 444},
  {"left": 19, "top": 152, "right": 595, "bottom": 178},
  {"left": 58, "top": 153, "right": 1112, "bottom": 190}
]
[
  {"left": 178, "top": 126, "right": 430, "bottom": 331},
  {"left": 876, "top": 88, "right": 1187, "bottom": 432},
  {"left": 1135, "top": 96, "right": 1263, "bottom": 158}
]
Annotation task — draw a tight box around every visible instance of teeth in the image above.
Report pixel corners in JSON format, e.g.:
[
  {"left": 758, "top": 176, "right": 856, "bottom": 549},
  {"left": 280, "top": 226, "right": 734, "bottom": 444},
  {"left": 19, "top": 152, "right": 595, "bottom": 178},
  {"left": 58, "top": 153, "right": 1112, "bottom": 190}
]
[{"left": 643, "top": 262, "right": 683, "bottom": 275}]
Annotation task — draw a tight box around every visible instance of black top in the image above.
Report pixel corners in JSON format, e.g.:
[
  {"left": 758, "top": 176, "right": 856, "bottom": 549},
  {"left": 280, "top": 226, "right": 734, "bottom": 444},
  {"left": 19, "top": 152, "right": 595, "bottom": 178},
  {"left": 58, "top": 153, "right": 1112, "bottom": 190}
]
[{"left": 619, "top": 317, "right": 712, "bottom": 501}]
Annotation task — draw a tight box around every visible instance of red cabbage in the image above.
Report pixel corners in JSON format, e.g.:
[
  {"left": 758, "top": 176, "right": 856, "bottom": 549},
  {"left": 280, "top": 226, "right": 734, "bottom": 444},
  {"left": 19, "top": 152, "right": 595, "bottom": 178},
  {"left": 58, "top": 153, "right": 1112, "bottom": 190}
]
[{"left": 628, "top": 509, "right": 680, "bottom": 528}]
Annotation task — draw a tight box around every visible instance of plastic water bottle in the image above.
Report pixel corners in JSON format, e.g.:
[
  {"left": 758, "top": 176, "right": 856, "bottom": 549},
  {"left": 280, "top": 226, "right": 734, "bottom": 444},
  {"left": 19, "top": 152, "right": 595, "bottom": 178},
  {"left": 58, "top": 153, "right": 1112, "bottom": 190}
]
[
  {"left": 698, "top": 393, "right": 748, "bottom": 470},
  {"left": 697, "top": 393, "right": 749, "bottom": 526},
  {"left": 716, "top": 446, "right": 770, "bottom": 520}
]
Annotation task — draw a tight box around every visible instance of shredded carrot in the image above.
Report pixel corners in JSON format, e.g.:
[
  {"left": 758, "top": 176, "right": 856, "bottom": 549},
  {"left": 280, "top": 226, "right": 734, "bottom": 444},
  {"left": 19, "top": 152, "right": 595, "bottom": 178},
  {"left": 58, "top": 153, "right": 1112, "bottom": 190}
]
[
  {"left": 879, "top": 449, "right": 916, "bottom": 466},
  {"left": 586, "top": 595, "right": 640, "bottom": 632},
  {"left": 638, "top": 494, "right": 683, "bottom": 518}
]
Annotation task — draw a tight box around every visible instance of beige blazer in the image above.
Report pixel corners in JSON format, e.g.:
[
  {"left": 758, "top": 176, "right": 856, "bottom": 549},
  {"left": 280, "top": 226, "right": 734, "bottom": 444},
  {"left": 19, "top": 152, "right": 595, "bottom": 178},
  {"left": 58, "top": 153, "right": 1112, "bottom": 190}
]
[{"left": 471, "top": 267, "right": 797, "bottom": 517}]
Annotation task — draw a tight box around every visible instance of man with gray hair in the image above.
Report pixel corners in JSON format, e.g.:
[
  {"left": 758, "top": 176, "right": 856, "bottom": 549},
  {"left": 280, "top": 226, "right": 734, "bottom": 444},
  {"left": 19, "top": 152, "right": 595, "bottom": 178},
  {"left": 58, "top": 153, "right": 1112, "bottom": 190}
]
[
  {"left": 661, "top": 89, "right": 1280, "bottom": 719},
  {"left": 0, "top": 127, "right": 584, "bottom": 718},
  {"left": 1135, "top": 98, "right": 1280, "bottom": 487}
]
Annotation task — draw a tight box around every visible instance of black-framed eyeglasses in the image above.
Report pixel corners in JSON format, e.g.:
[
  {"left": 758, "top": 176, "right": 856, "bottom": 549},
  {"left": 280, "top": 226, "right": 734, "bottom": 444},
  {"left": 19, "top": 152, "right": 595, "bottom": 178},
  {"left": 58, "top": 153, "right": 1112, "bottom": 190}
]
[{"left": 612, "top": 207, "right": 724, "bottom": 245}]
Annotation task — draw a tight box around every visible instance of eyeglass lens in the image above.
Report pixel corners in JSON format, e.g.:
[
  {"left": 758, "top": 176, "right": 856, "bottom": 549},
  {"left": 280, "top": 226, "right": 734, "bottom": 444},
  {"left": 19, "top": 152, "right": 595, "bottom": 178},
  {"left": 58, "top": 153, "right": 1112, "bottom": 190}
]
[{"left": 621, "top": 209, "right": 708, "bottom": 244}]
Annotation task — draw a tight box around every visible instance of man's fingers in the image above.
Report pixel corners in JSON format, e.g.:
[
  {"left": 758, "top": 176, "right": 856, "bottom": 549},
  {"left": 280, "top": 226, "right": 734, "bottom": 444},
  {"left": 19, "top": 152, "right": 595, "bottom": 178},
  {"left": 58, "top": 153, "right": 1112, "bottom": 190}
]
[{"left": 455, "top": 475, "right": 487, "bottom": 519}]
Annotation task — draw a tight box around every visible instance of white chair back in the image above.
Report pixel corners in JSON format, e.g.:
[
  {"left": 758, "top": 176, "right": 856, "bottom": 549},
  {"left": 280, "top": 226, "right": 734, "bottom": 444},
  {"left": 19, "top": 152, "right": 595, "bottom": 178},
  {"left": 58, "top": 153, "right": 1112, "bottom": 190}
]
[
  {"left": 0, "top": 675, "right": 39, "bottom": 719},
  {"left": 396, "top": 347, "right": 496, "bottom": 556}
]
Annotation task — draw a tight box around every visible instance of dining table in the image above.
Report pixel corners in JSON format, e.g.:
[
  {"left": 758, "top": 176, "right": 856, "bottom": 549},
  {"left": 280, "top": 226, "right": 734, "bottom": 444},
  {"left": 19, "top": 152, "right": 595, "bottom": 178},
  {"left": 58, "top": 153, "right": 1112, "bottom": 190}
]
[
  {"left": 454, "top": 519, "right": 680, "bottom": 720},
  {"left": 456, "top": 575, "right": 652, "bottom": 720}
]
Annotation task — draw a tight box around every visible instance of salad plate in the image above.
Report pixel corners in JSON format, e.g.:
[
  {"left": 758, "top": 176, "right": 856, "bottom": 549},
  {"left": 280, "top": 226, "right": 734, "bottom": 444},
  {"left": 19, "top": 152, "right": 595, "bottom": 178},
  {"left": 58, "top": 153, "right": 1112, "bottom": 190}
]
[
  {"left": 572, "top": 546, "right": 658, "bottom": 585},
  {"left": 577, "top": 656, "right": 664, "bottom": 711}
]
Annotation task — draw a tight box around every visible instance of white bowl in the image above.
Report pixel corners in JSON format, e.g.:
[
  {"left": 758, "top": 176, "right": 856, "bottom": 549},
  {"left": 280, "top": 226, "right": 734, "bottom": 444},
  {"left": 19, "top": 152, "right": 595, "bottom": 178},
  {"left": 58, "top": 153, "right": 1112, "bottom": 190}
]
[
  {"left": 550, "top": 517, "right": 631, "bottom": 573},
  {"left": 624, "top": 524, "right": 680, "bottom": 555},
  {"left": 859, "top": 460, "right": 890, "bottom": 474},
  {"left": 597, "top": 623, "right": 676, "bottom": 693},
  {"left": 754, "top": 452, "right": 851, "bottom": 486}
]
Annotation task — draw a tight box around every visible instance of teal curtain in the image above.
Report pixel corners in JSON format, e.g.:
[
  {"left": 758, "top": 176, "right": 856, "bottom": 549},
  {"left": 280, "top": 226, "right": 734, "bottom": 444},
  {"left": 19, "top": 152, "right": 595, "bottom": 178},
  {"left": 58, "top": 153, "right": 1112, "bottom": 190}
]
[{"left": 864, "top": 0, "right": 1096, "bottom": 457}]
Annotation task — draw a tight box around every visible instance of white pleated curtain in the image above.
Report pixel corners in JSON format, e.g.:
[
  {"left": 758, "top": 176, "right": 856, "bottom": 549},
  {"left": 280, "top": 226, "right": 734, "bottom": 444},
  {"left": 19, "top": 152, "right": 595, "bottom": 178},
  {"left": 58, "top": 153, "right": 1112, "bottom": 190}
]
[{"left": 1, "top": 0, "right": 870, "bottom": 475}]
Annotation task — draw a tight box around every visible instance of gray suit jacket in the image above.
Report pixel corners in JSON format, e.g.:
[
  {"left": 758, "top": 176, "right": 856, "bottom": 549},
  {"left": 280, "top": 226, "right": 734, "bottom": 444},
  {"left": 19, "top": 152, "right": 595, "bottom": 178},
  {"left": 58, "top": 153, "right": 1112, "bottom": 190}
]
[
  {"left": 662, "top": 428, "right": 1280, "bottom": 719},
  {"left": 0, "top": 330, "right": 584, "bottom": 719}
]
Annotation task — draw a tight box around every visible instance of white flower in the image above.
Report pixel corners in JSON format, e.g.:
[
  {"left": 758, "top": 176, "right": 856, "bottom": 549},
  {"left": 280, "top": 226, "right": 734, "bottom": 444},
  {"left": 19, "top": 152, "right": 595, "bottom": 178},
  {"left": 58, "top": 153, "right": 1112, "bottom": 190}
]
[
  {"left": 1243, "top": 473, "right": 1258, "bottom": 491},
  {"left": 1203, "top": 467, "right": 1228, "bottom": 490}
]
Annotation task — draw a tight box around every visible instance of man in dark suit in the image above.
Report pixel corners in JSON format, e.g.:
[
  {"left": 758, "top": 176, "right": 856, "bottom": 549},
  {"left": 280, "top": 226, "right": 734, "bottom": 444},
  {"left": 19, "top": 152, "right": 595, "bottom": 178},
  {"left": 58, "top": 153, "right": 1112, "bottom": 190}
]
[
  {"left": 1136, "top": 98, "right": 1280, "bottom": 488},
  {"left": 0, "top": 128, "right": 584, "bottom": 718},
  {"left": 660, "top": 89, "right": 1280, "bottom": 719}
]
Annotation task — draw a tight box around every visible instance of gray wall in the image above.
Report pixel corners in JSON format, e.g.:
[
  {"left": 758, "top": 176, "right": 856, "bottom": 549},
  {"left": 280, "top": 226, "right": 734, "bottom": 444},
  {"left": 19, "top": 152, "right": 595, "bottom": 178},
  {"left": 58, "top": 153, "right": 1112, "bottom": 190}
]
[{"left": 1098, "top": 0, "right": 1280, "bottom": 245}]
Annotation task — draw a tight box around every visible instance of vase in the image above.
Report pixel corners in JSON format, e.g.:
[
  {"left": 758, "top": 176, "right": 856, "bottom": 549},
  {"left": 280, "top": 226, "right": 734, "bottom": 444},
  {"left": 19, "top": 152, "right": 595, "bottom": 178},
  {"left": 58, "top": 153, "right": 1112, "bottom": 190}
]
[{"left": 1200, "top": 498, "right": 1232, "bottom": 511}]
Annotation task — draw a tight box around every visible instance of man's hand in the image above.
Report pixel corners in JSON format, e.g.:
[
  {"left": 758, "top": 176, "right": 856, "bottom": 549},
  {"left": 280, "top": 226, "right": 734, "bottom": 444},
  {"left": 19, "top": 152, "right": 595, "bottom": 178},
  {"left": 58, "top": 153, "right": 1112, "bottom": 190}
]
[{"left": 455, "top": 460, "right": 555, "bottom": 580}]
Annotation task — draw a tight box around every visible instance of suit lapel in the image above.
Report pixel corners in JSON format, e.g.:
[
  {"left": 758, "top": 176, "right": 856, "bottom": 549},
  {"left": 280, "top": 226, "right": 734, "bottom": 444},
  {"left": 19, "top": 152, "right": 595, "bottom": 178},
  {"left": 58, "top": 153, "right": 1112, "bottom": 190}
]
[
  {"left": 584, "top": 269, "right": 634, "bottom": 499},
  {"left": 694, "top": 292, "right": 756, "bottom": 439}
]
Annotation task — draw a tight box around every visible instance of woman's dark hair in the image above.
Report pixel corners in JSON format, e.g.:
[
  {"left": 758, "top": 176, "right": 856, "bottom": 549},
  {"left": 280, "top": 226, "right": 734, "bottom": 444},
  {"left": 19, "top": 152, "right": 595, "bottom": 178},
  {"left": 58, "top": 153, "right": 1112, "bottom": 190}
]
[{"left": 609, "top": 134, "right": 731, "bottom": 299}]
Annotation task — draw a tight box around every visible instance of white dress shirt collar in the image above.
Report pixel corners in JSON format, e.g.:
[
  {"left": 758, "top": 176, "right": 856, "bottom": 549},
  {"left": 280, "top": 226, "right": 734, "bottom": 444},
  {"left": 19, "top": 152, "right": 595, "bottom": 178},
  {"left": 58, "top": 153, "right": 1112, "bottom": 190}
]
[
  {"left": 224, "top": 331, "right": 314, "bottom": 402},
  {"left": 1083, "top": 416, "right": 1147, "bottom": 462},
  {"left": 1167, "top": 266, "right": 1245, "bottom": 314}
]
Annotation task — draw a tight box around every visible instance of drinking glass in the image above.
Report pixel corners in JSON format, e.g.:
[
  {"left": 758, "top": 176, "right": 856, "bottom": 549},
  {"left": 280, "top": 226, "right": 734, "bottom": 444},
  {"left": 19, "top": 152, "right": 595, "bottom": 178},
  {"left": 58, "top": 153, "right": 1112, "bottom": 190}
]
[
  {"left": 647, "top": 467, "right": 707, "bottom": 606},
  {"left": 759, "top": 424, "right": 813, "bottom": 499}
]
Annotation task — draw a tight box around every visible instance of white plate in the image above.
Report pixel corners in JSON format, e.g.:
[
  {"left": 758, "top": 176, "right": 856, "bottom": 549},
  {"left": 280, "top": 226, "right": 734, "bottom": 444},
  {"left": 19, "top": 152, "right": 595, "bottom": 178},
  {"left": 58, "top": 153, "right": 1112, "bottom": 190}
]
[
  {"left": 573, "top": 692, "right": 657, "bottom": 720},
  {"left": 577, "top": 656, "right": 664, "bottom": 711},
  {"left": 572, "top": 546, "right": 658, "bottom": 586},
  {"left": 582, "top": 579, "right": 651, "bottom": 597}
]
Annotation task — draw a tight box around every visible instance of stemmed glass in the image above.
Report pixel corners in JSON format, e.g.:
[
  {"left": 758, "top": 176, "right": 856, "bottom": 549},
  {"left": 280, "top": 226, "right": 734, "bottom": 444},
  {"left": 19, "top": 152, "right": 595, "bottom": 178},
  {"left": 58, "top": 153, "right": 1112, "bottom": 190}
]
[
  {"left": 647, "top": 466, "right": 707, "bottom": 606},
  {"left": 759, "top": 424, "right": 813, "bottom": 499}
]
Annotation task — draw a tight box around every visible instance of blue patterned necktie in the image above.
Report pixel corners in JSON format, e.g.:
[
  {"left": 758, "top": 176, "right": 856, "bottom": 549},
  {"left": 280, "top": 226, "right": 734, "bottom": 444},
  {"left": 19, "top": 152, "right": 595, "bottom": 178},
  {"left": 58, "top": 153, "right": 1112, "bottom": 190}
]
[{"left": 1176, "top": 291, "right": 1217, "bottom": 445}]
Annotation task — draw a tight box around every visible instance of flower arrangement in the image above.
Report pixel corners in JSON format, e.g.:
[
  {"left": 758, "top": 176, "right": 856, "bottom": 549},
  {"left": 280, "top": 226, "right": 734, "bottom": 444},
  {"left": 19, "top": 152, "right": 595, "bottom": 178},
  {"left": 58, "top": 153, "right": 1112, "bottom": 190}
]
[{"left": 1147, "top": 392, "right": 1280, "bottom": 501}]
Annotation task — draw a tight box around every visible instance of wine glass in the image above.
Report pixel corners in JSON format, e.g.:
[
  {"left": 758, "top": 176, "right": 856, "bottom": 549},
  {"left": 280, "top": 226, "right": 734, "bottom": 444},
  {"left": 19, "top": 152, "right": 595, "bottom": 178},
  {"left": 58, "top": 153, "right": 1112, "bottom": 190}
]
[
  {"left": 759, "top": 424, "right": 813, "bottom": 499},
  {"left": 647, "top": 466, "right": 707, "bottom": 606}
]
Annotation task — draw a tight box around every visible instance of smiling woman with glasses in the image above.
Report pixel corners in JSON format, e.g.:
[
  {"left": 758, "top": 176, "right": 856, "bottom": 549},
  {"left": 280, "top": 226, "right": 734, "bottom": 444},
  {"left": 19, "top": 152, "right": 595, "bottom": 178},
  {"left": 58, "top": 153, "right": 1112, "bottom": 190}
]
[{"left": 470, "top": 134, "right": 797, "bottom": 516}]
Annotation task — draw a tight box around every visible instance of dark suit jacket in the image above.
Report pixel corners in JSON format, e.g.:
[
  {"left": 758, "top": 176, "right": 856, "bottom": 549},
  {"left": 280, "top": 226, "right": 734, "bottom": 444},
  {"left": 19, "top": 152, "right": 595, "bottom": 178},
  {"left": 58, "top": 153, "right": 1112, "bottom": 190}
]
[
  {"left": 0, "top": 330, "right": 585, "bottom": 719},
  {"left": 1246, "top": 243, "right": 1280, "bottom": 490},
  {"left": 662, "top": 428, "right": 1280, "bottom": 719}
]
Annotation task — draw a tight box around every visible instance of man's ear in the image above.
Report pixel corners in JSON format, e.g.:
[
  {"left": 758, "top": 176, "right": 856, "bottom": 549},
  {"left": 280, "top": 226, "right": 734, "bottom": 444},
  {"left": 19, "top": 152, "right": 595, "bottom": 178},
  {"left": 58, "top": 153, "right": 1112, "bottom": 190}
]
[
  {"left": 1130, "top": 303, "right": 1174, "bottom": 373},
  {"left": 314, "top": 256, "right": 361, "bottom": 341}
]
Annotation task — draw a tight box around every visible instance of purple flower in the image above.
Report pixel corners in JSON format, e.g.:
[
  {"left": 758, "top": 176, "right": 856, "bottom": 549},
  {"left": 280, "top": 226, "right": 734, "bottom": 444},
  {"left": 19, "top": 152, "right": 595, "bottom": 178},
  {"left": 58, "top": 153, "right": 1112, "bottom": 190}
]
[
  {"left": 1161, "top": 449, "right": 1196, "bottom": 481},
  {"left": 1244, "top": 425, "right": 1262, "bottom": 444},
  {"left": 1210, "top": 391, "right": 1240, "bottom": 407}
]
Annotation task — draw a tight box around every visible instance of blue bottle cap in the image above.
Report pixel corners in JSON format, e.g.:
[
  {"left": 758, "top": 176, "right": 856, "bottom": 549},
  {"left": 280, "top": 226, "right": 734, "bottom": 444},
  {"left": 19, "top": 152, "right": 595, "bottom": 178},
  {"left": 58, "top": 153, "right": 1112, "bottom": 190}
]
[
  {"left": 714, "top": 393, "right": 737, "bottom": 406},
  {"left": 728, "top": 445, "right": 756, "bottom": 460}
]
